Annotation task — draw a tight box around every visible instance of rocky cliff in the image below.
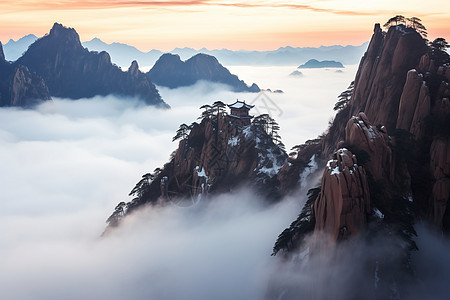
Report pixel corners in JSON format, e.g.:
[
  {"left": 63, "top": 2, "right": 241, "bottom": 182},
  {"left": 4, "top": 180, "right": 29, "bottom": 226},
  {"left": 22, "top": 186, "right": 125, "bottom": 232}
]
[
  {"left": 0, "top": 42, "right": 51, "bottom": 107},
  {"left": 16, "top": 23, "right": 166, "bottom": 106},
  {"left": 147, "top": 53, "right": 260, "bottom": 92},
  {"left": 273, "top": 23, "right": 449, "bottom": 293},
  {"left": 105, "top": 106, "right": 286, "bottom": 230},
  {"left": 277, "top": 23, "right": 449, "bottom": 244}
]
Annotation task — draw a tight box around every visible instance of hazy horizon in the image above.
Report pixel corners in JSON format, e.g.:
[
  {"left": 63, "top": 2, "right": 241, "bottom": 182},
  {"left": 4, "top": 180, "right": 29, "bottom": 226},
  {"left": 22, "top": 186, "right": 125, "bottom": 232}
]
[{"left": 1, "top": 31, "right": 369, "bottom": 53}]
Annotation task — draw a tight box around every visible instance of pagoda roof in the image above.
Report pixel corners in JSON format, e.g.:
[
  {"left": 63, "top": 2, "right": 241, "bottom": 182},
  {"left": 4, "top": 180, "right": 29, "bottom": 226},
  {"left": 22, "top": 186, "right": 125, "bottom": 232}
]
[{"left": 228, "top": 100, "right": 254, "bottom": 109}]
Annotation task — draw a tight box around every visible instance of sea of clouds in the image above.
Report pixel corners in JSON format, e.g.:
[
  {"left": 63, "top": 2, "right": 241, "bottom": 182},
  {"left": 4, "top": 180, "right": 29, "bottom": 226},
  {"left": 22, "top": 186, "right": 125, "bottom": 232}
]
[{"left": 1, "top": 65, "right": 448, "bottom": 300}]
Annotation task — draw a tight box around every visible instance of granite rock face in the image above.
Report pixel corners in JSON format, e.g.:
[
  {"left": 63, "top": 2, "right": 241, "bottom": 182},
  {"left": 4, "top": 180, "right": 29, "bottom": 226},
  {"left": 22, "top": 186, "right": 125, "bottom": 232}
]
[
  {"left": 314, "top": 148, "right": 371, "bottom": 241},
  {"left": 275, "top": 22, "right": 450, "bottom": 259},
  {"left": 350, "top": 24, "right": 428, "bottom": 132}
]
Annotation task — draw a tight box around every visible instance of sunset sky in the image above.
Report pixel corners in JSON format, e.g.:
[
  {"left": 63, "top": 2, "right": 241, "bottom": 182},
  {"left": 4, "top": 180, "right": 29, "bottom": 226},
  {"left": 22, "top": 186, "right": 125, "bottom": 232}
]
[{"left": 0, "top": 0, "right": 449, "bottom": 51}]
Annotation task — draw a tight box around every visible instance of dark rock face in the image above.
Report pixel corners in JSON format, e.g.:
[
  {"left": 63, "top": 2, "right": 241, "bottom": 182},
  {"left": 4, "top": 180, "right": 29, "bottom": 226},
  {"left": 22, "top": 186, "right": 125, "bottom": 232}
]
[
  {"left": 17, "top": 23, "right": 166, "bottom": 106},
  {"left": 0, "top": 42, "right": 51, "bottom": 107},
  {"left": 298, "top": 59, "right": 344, "bottom": 68},
  {"left": 148, "top": 53, "right": 260, "bottom": 92}
]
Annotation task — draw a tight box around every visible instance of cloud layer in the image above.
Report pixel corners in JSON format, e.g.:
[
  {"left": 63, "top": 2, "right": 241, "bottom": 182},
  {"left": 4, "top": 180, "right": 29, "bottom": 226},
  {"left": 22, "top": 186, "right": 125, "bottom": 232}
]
[{"left": 7, "top": 65, "right": 450, "bottom": 300}]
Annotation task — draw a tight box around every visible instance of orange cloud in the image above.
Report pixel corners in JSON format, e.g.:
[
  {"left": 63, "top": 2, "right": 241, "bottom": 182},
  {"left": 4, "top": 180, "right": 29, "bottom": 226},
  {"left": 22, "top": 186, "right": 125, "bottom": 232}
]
[{"left": 2, "top": 1, "right": 388, "bottom": 16}]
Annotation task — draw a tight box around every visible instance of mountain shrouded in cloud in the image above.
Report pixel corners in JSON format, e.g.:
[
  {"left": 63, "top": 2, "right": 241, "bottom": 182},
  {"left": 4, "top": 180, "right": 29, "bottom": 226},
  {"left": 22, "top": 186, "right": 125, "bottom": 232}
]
[
  {"left": 99, "top": 19, "right": 450, "bottom": 299},
  {"left": 16, "top": 23, "right": 167, "bottom": 107},
  {"left": 104, "top": 102, "right": 286, "bottom": 231},
  {"left": 148, "top": 53, "right": 260, "bottom": 92},
  {"left": 1, "top": 11, "right": 450, "bottom": 299},
  {"left": 270, "top": 21, "right": 450, "bottom": 298}
]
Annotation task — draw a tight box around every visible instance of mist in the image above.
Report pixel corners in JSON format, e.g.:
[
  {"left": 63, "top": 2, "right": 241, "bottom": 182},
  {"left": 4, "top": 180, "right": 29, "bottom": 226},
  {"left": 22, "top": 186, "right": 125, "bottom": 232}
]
[{"left": 2, "top": 65, "right": 448, "bottom": 299}]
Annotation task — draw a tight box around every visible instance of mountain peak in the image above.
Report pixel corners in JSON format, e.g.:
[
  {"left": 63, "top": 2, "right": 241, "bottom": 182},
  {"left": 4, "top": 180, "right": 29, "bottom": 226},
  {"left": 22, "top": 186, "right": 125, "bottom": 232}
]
[
  {"left": 186, "top": 53, "right": 220, "bottom": 66},
  {"left": 128, "top": 60, "right": 140, "bottom": 77},
  {"left": 159, "top": 52, "right": 182, "bottom": 61},
  {"left": 48, "top": 22, "right": 82, "bottom": 48}
]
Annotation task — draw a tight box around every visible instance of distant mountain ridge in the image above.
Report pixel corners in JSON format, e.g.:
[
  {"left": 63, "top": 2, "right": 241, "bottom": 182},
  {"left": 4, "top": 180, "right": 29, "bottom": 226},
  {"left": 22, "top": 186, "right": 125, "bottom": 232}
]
[
  {"left": 298, "top": 59, "right": 344, "bottom": 68},
  {"left": 148, "top": 53, "right": 260, "bottom": 92},
  {"left": 3, "top": 34, "right": 38, "bottom": 61},
  {"left": 4, "top": 35, "right": 368, "bottom": 68},
  {"left": 84, "top": 40, "right": 368, "bottom": 68}
]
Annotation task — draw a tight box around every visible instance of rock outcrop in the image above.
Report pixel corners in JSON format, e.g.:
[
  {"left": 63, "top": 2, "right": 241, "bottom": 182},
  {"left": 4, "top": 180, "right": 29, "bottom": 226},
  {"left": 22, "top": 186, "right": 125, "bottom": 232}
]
[
  {"left": 148, "top": 53, "right": 260, "bottom": 92},
  {"left": 314, "top": 148, "right": 371, "bottom": 240},
  {"left": 105, "top": 108, "right": 287, "bottom": 230},
  {"left": 350, "top": 24, "right": 428, "bottom": 132},
  {"left": 16, "top": 23, "right": 167, "bottom": 106},
  {"left": 0, "top": 42, "right": 51, "bottom": 107},
  {"left": 275, "top": 22, "right": 450, "bottom": 257}
]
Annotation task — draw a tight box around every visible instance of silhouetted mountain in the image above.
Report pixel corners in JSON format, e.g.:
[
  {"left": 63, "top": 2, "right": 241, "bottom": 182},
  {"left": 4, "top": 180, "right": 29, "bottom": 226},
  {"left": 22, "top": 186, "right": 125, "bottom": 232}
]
[
  {"left": 0, "top": 42, "right": 51, "bottom": 107},
  {"left": 16, "top": 23, "right": 166, "bottom": 106},
  {"left": 3, "top": 34, "right": 38, "bottom": 61},
  {"left": 147, "top": 53, "right": 260, "bottom": 92},
  {"left": 298, "top": 59, "right": 344, "bottom": 68}
]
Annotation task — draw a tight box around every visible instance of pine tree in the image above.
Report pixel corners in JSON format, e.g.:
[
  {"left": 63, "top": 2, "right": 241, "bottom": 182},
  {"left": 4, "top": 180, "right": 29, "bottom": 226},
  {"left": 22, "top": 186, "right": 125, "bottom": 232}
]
[
  {"left": 198, "top": 104, "right": 214, "bottom": 120},
  {"left": 430, "top": 37, "right": 450, "bottom": 65},
  {"left": 333, "top": 81, "right": 354, "bottom": 111},
  {"left": 407, "top": 16, "right": 427, "bottom": 37},
  {"left": 106, "top": 202, "right": 127, "bottom": 227},
  {"left": 383, "top": 15, "right": 406, "bottom": 29},
  {"left": 253, "top": 114, "right": 284, "bottom": 150},
  {"left": 172, "top": 123, "right": 191, "bottom": 142},
  {"left": 212, "top": 100, "right": 227, "bottom": 119},
  {"left": 129, "top": 173, "right": 154, "bottom": 197}
]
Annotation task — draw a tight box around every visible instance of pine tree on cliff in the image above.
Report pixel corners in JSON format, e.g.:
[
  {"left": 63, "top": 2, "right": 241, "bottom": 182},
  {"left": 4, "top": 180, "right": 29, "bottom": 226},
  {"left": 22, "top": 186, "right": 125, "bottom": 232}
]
[
  {"left": 198, "top": 104, "right": 214, "bottom": 120},
  {"left": 272, "top": 186, "right": 320, "bottom": 255},
  {"left": 333, "top": 81, "right": 354, "bottom": 111},
  {"left": 407, "top": 17, "right": 427, "bottom": 37},
  {"left": 430, "top": 37, "right": 450, "bottom": 65},
  {"left": 383, "top": 15, "right": 406, "bottom": 28},
  {"left": 253, "top": 114, "right": 284, "bottom": 149},
  {"left": 212, "top": 100, "right": 227, "bottom": 119},
  {"left": 106, "top": 202, "right": 126, "bottom": 227},
  {"left": 129, "top": 172, "right": 155, "bottom": 197},
  {"left": 172, "top": 123, "right": 191, "bottom": 142}
]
